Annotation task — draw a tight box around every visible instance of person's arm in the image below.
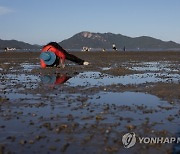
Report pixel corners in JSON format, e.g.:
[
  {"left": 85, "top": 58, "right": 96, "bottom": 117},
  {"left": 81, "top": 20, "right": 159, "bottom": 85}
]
[
  {"left": 60, "top": 58, "right": 65, "bottom": 68},
  {"left": 55, "top": 50, "right": 66, "bottom": 67},
  {"left": 40, "top": 59, "right": 46, "bottom": 68}
]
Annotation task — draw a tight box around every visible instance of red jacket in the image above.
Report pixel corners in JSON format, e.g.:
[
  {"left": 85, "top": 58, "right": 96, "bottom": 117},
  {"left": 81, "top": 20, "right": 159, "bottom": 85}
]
[
  {"left": 40, "top": 45, "right": 66, "bottom": 68},
  {"left": 55, "top": 75, "right": 70, "bottom": 84}
]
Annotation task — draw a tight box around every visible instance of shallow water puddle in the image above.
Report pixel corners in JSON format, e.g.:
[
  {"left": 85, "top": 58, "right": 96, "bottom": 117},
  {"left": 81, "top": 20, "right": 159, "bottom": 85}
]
[
  {"left": 89, "top": 91, "right": 167, "bottom": 107},
  {"left": 5, "top": 74, "right": 40, "bottom": 83},
  {"left": 1, "top": 74, "right": 40, "bottom": 84},
  {"left": 87, "top": 91, "right": 178, "bottom": 130},
  {"left": 0, "top": 74, "right": 40, "bottom": 94},
  {"left": 2, "top": 61, "right": 179, "bottom": 89},
  {"left": 66, "top": 71, "right": 180, "bottom": 86},
  {"left": 1, "top": 92, "right": 40, "bottom": 101},
  {"left": 20, "top": 62, "right": 74, "bottom": 72},
  {"left": 0, "top": 90, "right": 179, "bottom": 134},
  {"left": 20, "top": 63, "right": 39, "bottom": 71},
  {"left": 125, "top": 61, "right": 179, "bottom": 72}
]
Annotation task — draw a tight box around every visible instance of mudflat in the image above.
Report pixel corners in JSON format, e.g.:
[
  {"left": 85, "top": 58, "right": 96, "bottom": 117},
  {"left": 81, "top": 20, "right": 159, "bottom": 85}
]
[{"left": 0, "top": 51, "right": 180, "bottom": 153}]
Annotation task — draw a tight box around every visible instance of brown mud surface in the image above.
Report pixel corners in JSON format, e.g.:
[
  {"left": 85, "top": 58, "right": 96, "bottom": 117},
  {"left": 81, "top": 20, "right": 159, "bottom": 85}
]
[{"left": 0, "top": 51, "right": 180, "bottom": 153}]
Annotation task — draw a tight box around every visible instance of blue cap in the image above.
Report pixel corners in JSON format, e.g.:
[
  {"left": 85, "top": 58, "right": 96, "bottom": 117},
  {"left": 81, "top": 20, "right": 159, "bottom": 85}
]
[{"left": 40, "top": 51, "right": 56, "bottom": 65}]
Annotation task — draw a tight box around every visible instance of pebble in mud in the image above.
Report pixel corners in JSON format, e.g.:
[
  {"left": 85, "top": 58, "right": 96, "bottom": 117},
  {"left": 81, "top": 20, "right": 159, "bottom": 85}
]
[
  {"left": 29, "top": 140, "right": 35, "bottom": 144},
  {"left": 126, "top": 124, "right": 136, "bottom": 131},
  {"left": 55, "top": 124, "right": 68, "bottom": 133},
  {"left": 35, "top": 135, "right": 46, "bottom": 141},
  {"left": 61, "top": 143, "right": 70, "bottom": 152},
  {"left": 6, "top": 136, "right": 16, "bottom": 142},
  {"left": 19, "top": 140, "right": 27, "bottom": 145},
  {"left": 167, "top": 115, "right": 175, "bottom": 121},
  {"left": 95, "top": 115, "right": 105, "bottom": 121},
  {"left": 42, "top": 122, "right": 52, "bottom": 130}
]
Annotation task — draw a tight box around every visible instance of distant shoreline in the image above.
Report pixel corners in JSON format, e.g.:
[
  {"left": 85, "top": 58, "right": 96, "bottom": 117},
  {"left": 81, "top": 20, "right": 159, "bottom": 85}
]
[{"left": 1, "top": 49, "right": 180, "bottom": 53}]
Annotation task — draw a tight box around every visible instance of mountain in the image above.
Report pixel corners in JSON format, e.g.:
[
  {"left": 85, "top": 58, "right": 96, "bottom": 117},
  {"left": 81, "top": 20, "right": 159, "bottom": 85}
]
[
  {"left": 59, "top": 31, "right": 180, "bottom": 50},
  {"left": 0, "top": 39, "right": 40, "bottom": 50},
  {"left": 1, "top": 32, "right": 180, "bottom": 51}
]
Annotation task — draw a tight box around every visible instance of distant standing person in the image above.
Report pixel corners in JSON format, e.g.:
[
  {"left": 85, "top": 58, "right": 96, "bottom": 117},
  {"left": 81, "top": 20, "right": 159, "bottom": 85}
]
[
  {"left": 123, "top": 46, "right": 126, "bottom": 51},
  {"left": 40, "top": 42, "right": 89, "bottom": 68},
  {"left": 112, "top": 44, "right": 117, "bottom": 51}
]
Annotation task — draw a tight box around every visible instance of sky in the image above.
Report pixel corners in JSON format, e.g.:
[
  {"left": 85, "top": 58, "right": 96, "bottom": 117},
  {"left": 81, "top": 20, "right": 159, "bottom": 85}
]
[{"left": 0, "top": 0, "right": 180, "bottom": 45}]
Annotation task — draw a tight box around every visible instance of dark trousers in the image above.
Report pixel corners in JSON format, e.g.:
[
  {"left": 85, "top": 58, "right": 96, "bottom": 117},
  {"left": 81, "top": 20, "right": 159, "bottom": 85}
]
[{"left": 63, "top": 52, "right": 84, "bottom": 65}]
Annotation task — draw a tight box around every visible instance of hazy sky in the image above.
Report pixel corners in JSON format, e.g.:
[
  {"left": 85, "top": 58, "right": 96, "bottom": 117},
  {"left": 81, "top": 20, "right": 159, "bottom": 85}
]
[{"left": 0, "top": 0, "right": 180, "bottom": 45}]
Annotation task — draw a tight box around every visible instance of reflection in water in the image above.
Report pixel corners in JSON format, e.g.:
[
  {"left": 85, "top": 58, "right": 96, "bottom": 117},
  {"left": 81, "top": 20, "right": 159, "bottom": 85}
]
[{"left": 40, "top": 74, "right": 71, "bottom": 86}]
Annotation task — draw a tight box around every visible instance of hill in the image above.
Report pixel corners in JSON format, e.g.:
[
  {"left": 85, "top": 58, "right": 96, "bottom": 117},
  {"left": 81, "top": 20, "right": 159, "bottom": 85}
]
[
  {"left": 59, "top": 31, "right": 180, "bottom": 50},
  {"left": 0, "top": 39, "right": 40, "bottom": 50},
  {"left": 1, "top": 32, "right": 180, "bottom": 51}
]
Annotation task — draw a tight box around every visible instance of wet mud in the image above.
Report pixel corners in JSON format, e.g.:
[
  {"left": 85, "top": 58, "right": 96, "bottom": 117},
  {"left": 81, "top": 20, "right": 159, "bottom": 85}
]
[{"left": 0, "top": 51, "right": 180, "bottom": 153}]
